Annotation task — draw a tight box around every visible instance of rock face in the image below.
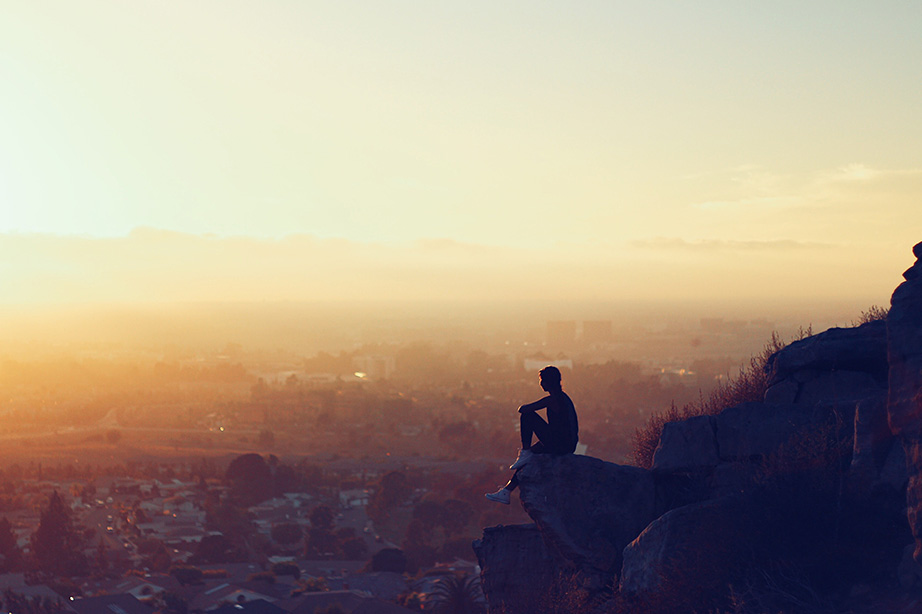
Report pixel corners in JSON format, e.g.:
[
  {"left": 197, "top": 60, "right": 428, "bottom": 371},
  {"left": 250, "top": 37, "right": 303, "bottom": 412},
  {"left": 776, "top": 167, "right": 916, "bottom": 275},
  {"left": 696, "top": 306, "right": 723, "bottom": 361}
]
[
  {"left": 476, "top": 242, "right": 922, "bottom": 614},
  {"left": 652, "top": 415, "right": 718, "bottom": 472},
  {"left": 516, "top": 454, "right": 656, "bottom": 591},
  {"left": 621, "top": 496, "right": 757, "bottom": 610},
  {"left": 889, "top": 241, "right": 922, "bottom": 561},
  {"left": 764, "top": 320, "right": 889, "bottom": 400},
  {"left": 472, "top": 524, "right": 557, "bottom": 614}
]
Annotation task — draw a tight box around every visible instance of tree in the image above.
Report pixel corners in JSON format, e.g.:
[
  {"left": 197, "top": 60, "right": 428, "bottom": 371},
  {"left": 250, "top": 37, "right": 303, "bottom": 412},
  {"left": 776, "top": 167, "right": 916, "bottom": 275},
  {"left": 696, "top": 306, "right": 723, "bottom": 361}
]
[
  {"left": 93, "top": 540, "right": 109, "bottom": 574},
  {"left": 309, "top": 505, "right": 335, "bottom": 532},
  {"left": 368, "top": 471, "right": 411, "bottom": 525},
  {"left": 0, "top": 517, "right": 20, "bottom": 570},
  {"left": 30, "top": 491, "right": 87, "bottom": 576},
  {"left": 225, "top": 454, "right": 274, "bottom": 506},
  {"left": 304, "top": 505, "right": 337, "bottom": 558},
  {"left": 428, "top": 574, "right": 486, "bottom": 614},
  {"left": 143, "top": 541, "right": 173, "bottom": 572}
]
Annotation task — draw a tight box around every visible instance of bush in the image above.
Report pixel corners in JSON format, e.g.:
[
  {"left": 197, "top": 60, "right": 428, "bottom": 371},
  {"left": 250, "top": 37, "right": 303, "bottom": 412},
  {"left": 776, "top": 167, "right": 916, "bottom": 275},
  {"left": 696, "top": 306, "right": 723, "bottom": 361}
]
[
  {"left": 852, "top": 305, "right": 889, "bottom": 326},
  {"left": 631, "top": 329, "right": 810, "bottom": 469}
]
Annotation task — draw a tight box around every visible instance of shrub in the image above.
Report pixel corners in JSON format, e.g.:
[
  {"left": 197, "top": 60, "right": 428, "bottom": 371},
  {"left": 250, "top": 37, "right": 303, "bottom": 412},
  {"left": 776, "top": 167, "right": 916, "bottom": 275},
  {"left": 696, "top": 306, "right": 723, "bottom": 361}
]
[
  {"left": 852, "top": 304, "right": 889, "bottom": 326},
  {"left": 631, "top": 329, "right": 810, "bottom": 469}
]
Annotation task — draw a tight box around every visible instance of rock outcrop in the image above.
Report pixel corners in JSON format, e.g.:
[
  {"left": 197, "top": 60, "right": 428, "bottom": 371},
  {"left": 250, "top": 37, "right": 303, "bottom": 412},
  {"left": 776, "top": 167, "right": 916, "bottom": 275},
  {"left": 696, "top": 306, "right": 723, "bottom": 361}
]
[
  {"left": 476, "top": 242, "right": 922, "bottom": 614},
  {"left": 889, "top": 242, "right": 922, "bottom": 561},
  {"left": 621, "top": 496, "right": 758, "bottom": 610},
  {"left": 473, "top": 524, "right": 557, "bottom": 614},
  {"left": 516, "top": 454, "right": 656, "bottom": 592}
]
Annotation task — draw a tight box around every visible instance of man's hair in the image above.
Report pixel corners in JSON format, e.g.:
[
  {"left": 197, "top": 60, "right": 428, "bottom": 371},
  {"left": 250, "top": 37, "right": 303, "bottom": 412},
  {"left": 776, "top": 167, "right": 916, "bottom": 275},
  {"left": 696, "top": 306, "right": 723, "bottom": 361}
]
[{"left": 539, "top": 366, "right": 562, "bottom": 386}]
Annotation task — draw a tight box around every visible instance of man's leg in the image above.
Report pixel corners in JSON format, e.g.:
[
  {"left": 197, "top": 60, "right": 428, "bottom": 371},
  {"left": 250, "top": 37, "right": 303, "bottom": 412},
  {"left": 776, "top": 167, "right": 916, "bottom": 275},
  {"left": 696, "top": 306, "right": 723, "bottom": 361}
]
[
  {"left": 511, "top": 413, "right": 553, "bottom": 470},
  {"left": 485, "top": 471, "right": 519, "bottom": 504},
  {"left": 520, "top": 411, "right": 552, "bottom": 449}
]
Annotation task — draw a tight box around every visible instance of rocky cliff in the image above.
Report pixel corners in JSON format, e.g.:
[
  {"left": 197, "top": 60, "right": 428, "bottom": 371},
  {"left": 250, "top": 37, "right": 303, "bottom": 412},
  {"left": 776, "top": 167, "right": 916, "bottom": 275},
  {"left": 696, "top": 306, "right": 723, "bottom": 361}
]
[{"left": 475, "top": 242, "right": 922, "bottom": 614}]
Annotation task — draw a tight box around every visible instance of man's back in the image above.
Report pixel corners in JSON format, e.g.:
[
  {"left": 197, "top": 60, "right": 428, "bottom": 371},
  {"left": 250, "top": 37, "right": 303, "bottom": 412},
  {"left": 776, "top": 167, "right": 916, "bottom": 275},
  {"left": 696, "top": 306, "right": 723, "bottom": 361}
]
[{"left": 546, "top": 390, "right": 579, "bottom": 453}]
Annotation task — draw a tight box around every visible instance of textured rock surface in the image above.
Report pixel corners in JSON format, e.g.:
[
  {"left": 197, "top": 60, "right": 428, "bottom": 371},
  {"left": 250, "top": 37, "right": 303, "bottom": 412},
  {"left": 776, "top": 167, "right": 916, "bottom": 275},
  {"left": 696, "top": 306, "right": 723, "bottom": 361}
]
[
  {"left": 888, "top": 242, "right": 922, "bottom": 561},
  {"left": 473, "top": 524, "right": 557, "bottom": 614},
  {"left": 715, "top": 401, "right": 847, "bottom": 461},
  {"left": 516, "top": 454, "right": 656, "bottom": 590},
  {"left": 620, "top": 496, "right": 756, "bottom": 611},
  {"left": 766, "top": 320, "right": 888, "bottom": 389},
  {"left": 652, "top": 415, "right": 718, "bottom": 472},
  {"left": 475, "top": 242, "right": 922, "bottom": 614},
  {"left": 851, "top": 395, "right": 897, "bottom": 484},
  {"left": 889, "top": 243, "right": 922, "bottom": 436}
]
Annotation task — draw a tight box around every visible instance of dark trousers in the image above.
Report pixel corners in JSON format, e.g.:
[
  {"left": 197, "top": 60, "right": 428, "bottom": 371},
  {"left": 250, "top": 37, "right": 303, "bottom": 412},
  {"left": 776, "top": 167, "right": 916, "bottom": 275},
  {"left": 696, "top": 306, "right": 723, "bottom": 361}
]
[
  {"left": 521, "top": 410, "right": 554, "bottom": 452},
  {"left": 506, "top": 412, "right": 563, "bottom": 491}
]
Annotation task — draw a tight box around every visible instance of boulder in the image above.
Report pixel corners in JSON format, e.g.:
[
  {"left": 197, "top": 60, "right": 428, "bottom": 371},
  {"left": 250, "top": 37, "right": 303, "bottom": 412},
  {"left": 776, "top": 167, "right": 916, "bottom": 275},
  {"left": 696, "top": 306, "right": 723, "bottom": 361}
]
[
  {"left": 796, "top": 370, "right": 883, "bottom": 406},
  {"left": 888, "top": 242, "right": 922, "bottom": 561},
  {"left": 765, "top": 320, "right": 888, "bottom": 387},
  {"left": 473, "top": 524, "right": 557, "bottom": 614},
  {"left": 620, "top": 496, "right": 757, "bottom": 612},
  {"left": 516, "top": 454, "right": 656, "bottom": 591},
  {"left": 888, "top": 243, "right": 922, "bottom": 436},
  {"left": 707, "top": 461, "right": 757, "bottom": 498},
  {"left": 652, "top": 415, "right": 718, "bottom": 472},
  {"left": 851, "top": 394, "right": 898, "bottom": 489},
  {"left": 715, "top": 401, "right": 848, "bottom": 461}
]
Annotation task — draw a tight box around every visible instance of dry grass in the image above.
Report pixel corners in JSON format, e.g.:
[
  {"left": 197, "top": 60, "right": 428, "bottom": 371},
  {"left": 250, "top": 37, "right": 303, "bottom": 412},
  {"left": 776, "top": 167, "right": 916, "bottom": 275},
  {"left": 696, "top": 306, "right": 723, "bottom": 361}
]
[
  {"left": 851, "top": 305, "right": 889, "bottom": 326},
  {"left": 630, "top": 328, "right": 812, "bottom": 469}
]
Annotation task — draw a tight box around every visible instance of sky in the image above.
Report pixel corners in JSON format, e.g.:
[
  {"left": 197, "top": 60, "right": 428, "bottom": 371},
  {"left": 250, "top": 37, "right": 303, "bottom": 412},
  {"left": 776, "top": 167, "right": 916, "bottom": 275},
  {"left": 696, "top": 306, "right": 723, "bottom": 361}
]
[{"left": 1, "top": 1, "right": 920, "bottom": 307}]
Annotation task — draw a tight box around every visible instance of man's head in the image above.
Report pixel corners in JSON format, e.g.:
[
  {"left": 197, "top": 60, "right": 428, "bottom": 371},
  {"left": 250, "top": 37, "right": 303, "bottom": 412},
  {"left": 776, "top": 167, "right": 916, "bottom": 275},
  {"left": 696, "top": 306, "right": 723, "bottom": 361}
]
[{"left": 539, "top": 366, "right": 562, "bottom": 391}]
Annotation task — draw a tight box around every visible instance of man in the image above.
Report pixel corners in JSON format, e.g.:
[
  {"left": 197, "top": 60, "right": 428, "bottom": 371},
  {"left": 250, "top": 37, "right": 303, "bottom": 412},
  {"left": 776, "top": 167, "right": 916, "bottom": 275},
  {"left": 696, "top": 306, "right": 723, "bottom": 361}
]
[{"left": 485, "top": 365, "right": 579, "bottom": 504}]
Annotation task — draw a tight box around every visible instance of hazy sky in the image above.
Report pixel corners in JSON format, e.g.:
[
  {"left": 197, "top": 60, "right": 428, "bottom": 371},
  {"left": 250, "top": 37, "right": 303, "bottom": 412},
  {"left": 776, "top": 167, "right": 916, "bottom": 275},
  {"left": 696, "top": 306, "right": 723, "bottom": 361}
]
[{"left": 1, "top": 1, "right": 920, "bottom": 305}]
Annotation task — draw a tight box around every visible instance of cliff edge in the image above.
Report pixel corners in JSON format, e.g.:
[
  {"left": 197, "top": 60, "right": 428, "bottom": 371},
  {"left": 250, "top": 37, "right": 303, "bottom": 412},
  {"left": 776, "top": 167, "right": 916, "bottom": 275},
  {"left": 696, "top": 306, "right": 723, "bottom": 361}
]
[{"left": 475, "top": 242, "right": 922, "bottom": 614}]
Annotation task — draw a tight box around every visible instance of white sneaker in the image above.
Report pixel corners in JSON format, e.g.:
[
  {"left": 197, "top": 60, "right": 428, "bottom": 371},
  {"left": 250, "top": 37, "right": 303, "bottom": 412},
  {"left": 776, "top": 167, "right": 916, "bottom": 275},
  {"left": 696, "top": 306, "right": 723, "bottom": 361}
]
[
  {"left": 485, "top": 487, "right": 511, "bottom": 505},
  {"left": 509, "top": 448, "right": 534, "bottom": 470}
]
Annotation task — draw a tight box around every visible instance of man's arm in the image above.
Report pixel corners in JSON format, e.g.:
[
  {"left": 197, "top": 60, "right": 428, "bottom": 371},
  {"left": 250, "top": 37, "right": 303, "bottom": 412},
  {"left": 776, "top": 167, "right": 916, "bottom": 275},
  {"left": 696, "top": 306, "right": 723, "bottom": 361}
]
[{"left": 518, "top": 396, "right": 551, "bottom": 414}]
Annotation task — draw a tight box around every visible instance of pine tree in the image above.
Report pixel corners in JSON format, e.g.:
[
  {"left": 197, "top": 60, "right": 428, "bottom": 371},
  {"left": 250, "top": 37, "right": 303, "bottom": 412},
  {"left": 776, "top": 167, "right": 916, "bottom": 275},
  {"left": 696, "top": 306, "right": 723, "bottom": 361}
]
[
  {"left": 0, "top": 517, "right": 20, "bottom": 570},
  {"left": 30, "top": 491, "right": 87, "bottom": 576}
]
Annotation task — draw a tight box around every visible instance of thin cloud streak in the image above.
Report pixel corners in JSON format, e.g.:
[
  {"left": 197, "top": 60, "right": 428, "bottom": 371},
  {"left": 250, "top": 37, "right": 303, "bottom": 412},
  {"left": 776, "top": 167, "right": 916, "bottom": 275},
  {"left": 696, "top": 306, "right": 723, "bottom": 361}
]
[
  {"left": 631, "top": 238, "right": 836, "bottom": 252},
  {"left": 686, "top": 163, "right": 922, "bottom": 213}
]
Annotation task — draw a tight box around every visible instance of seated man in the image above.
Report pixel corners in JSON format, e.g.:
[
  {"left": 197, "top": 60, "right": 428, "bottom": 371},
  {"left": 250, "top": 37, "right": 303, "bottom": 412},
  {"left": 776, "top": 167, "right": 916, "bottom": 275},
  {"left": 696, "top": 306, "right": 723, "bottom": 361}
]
[{"left": 486, "top": 365, "right": 579, "bottom": 504}]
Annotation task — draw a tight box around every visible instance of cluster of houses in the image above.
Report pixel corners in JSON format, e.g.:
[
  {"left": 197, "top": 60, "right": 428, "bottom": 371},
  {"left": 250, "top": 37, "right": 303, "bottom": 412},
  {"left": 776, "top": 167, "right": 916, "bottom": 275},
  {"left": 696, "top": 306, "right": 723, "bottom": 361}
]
[{"left": 1, "top": 473, "right": 482, "bottom": 613}]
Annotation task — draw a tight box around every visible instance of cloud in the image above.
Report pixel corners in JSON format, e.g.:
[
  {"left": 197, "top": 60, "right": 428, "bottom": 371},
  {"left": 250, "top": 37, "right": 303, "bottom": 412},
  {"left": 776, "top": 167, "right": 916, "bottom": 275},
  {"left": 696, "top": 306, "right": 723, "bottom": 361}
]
[
  {"left": 815, "top": 163, "right": 922, "bottom": 186},
  {"left": 686, "top": 163, "right": 922, "bottom": 213},
  {"left": 631, "top": 237, "right": 835, "bottom": 252}
]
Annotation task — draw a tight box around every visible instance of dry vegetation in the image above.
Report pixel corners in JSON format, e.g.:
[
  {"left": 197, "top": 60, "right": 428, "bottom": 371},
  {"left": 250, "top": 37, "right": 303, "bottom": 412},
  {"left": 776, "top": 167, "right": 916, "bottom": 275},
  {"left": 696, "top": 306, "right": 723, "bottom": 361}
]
[
  {"left": 630, "top": 328, "right": 810, "bottom": 469},
  {"left": 630, "top": 305, "right": 888, "bottom": 469}
]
